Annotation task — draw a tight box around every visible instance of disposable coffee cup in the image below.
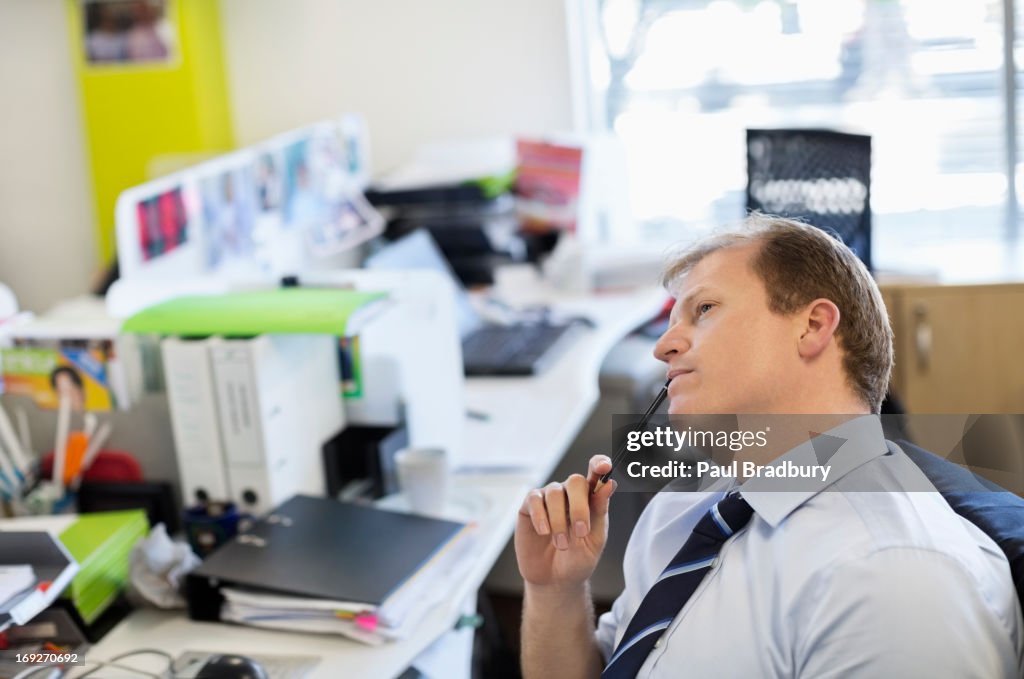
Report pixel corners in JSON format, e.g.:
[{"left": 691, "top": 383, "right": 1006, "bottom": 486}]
[{"left": 394, "top": 447, "right": 449, "bottom": 516}]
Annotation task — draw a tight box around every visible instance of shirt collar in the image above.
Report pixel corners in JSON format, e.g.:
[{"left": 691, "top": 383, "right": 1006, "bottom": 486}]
[{"left": 739, "top": 415, "right": 889, "bottom": 528}]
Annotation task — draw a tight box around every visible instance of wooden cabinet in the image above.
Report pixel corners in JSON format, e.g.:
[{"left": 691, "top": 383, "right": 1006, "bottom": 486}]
[{"left": 881, "top": 282, "right": 1024, "bottom": 413}]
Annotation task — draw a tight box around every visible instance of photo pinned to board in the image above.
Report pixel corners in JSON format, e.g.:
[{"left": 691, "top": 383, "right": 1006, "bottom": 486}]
[
  {"left": 307, "top": 192, "right": 384, "bottom": 258},
  {"left": 282, "top": 128, "right": 383, "bottom": 257},
  {"left": 82, "top": 0, "right": 177, "bottom": 67},
  {"left": 199, "top": 166, "right": 257, "bottom": 272},
  {"left": 250, "top": 149, "right": 288, "bottom": 272},
  {"left": 0, "top": 339, "right": 119, "bottom": 411},
  {"left": 282, "top": 138, "right": 325, "bottom": 232},
  {"left": 338, "top": 113, "right": 371, "bottom": 188},
  {"left": 136, "top": 185, "right": 188, "bottom": 262}
]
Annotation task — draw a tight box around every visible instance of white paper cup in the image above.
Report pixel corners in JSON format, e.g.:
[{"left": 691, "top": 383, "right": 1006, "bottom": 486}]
[{"left": 394, "top": 447, "right": 449, "bottom": 516}]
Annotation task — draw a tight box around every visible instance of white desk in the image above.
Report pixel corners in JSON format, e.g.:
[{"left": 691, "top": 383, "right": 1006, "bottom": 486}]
[{"left": 78, "top": 285, "right": 667, "bottom": 679}]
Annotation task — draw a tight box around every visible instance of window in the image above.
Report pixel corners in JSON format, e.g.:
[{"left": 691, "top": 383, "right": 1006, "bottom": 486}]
[{"left": 570, "top": 0, "right": 1023, "bottom": 279}]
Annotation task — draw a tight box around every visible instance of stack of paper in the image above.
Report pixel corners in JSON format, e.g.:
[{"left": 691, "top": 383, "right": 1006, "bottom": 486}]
[
  {"left": 218, "top": 526, "right": 477, "bottom": 644},
  {"left": 187, "top": 495, "right": 475, "bottom": 645},
  {"left": 0, "top": 532, "right": 79, "bottom": 632},
  {"left": 0, "top": 566, "right": 34, "bottom": 603}
]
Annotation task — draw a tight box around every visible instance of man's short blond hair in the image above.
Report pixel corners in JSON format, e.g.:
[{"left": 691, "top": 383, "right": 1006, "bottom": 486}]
[{"left": 662, "top": 214, "right": 893, "bottom": 413}]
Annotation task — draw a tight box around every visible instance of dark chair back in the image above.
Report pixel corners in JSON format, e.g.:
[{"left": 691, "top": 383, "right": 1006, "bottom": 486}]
[
  {"left": 746, "top": 128, "right": 872, "bottom": 270},
  {"left": 900, "top": 439, "right": 1024, "bottom": 608}
]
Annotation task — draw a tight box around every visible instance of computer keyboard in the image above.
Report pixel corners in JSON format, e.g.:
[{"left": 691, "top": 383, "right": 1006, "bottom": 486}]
[{"left": 462, "top": 323, "right": 574, "bottom": 376}]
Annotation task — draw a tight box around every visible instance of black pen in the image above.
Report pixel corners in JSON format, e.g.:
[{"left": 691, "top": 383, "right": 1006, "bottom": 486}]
[{"left": 592, "top": 380, "right": 670, "bottom": 495}]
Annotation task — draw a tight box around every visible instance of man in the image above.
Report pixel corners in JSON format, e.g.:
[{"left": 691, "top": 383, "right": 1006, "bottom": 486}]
[{"left": 515, "top": 215, "right": 1023, "bottom": 678}]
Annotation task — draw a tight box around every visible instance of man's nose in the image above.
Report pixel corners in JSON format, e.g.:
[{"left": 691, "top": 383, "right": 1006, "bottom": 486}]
[{"left": 653, "top": 324, "right": 690, "bottom": 363}]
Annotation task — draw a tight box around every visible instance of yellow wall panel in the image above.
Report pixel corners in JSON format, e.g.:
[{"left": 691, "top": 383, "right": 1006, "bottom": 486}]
[{"left": 67, "top": 0, "right": 234, "bottom": 265}]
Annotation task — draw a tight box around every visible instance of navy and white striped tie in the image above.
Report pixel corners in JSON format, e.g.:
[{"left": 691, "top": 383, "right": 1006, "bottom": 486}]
[{"left": 602, "top": 491, "right": 755, "bottom": 679}]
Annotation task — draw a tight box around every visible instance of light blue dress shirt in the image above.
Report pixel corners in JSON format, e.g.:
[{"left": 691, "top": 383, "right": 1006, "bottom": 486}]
[{"left": 596, "top": 416, "right": 1024, "bottom": 677}]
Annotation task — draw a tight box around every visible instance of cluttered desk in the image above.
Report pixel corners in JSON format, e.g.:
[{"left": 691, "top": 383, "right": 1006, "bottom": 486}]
[
  {"left": 87, "top": 284, "right": 662, "bottom": 679},
  {"left": 0, "top": 283, "right": 662, "bottom": 679},
  {"left": 0, "top": 118, "right": 669, "bottom": 679}
]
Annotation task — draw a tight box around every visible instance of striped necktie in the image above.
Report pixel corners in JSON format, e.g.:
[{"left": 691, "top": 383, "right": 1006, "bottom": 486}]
[{"left": 602, "top": 491, "right": 755, "bottom": 679}]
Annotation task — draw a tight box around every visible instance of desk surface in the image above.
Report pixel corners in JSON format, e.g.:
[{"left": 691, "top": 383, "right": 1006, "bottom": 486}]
[{"left": 78, "top": 285, "right": 667, "bottom": 679}]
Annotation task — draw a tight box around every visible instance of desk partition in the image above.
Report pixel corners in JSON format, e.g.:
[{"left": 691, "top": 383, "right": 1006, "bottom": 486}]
[{"left": 114, "top": 115, "right": 379, "bottom": 288}]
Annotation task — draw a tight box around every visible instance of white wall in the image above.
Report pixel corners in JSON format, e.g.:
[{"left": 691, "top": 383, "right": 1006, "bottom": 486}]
[
  {"left": 0, "top": 0, "right": 574, "bottom": 312},
  {"left": 0, "top": 0, "right": 97, "bottom": 313},
  {"left": 220, "top": 0, "right": 575, "bottom": 175}
]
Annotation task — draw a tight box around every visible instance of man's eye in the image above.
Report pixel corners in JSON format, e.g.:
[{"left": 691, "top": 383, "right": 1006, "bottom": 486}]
[{"left": 697, "top": 303, "right": 714, "bottom": 316}]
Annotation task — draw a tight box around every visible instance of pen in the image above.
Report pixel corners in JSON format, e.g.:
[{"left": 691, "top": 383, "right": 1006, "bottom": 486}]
[
  {"left": 0, "top": 403, "right": 30, "bottom": 479},
  {"left": 592, "top": 380, "right": 670, "bottom": 495},
  {"left": 84, "top": 413, "right": 97, "bottom": 441},
  {"left": 15, "top": 407, "right": 32, "bottom": 461},
  {"left": 0, "top": 440, "right": 20, "bottom": 498},
  {"left": 71, "top": 421, "right": 112, "bottom": 491},
  {"left": 52, "top": 392, "right": 71, "bottom": 500}
]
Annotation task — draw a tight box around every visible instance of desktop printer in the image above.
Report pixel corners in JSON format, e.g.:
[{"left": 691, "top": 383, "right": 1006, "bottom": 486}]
[{"left": 366, "top": 185, "right": 526, "bottom": 286}]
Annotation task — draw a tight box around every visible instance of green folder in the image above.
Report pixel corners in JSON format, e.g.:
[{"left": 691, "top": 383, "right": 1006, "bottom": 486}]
[
  {"left": 121, "top": 289, "right": 388, "bottom": 337},
  {"left": 58, "top": 510, "right": 148, "bottom": 625}
]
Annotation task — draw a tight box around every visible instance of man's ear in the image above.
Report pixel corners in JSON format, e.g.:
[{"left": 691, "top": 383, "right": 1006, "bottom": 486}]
[{"left": 798, "top": 298, "right": 841, "bottom": 359}]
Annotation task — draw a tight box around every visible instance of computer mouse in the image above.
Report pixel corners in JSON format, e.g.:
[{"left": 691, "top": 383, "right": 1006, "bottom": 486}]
[{"left": 196, "top": 654, "right": 270, "bottom": 679}]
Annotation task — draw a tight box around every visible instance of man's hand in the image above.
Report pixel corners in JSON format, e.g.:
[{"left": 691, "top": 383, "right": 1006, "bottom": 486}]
[{"left": 515, "top": 455, "right": 617, "bottom": 588}]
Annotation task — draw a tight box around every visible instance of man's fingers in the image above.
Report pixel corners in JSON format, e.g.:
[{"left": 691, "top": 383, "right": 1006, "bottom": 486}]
[
  {"left": 518, "top": 488, "right": 550, "bottom": 536},
  {"left": 518, "top": 462, "right": 614, "bottom": 551},
  {"left": 563, "top": 474, "right": 591, "bottom": 538},
  {"left": 543, "top": 482, "right": 570, "bottom": 550},
  {"left": 586, "top": 454, "right": 613, "bottom": 488}
]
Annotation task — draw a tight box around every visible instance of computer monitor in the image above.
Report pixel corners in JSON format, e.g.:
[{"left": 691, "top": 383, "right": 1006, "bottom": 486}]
[{"left": 365, "top": 230, "right": 483, "bottom": 339}]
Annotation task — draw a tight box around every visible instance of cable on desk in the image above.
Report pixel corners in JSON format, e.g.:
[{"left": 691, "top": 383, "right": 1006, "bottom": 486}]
[
  {"left": 75, "top": 649, "right": 173, "bottom": 678},
  {"left": 106, "top": 650, "right": 173, "bottom": 665},
  {"left": 75, "top": 662, "right": 163, "bottom": 678},
  {"left": 11, "top": 664, "right": 61, "bottom": 679}
]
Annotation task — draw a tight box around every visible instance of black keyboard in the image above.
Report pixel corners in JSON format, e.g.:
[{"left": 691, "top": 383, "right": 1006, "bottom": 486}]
[{"left": 462, "top": 323, "right": 574, "bottom": 376}]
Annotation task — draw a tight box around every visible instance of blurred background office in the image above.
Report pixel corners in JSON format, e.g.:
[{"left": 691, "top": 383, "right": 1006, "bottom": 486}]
[
  {"left": 4, "top": 0, "right": 1023, "bottom": 417},
  {"left": 1, "top": 2, "right": 1023, "bottom": 676},
  {"left": 0, "top": 0, "right": 573, "bottom": 313},
  {"left": 3, "top": 0, "right": 1023, "bottom": 315}
]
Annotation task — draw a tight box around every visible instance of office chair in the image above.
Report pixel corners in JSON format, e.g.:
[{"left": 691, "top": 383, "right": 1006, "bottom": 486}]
[
  {"left": 900, "top": 439, "right": 1024, "bottom": 609},
  {"left": 746, "top": 128, "right": 873, "bottom": 270}
]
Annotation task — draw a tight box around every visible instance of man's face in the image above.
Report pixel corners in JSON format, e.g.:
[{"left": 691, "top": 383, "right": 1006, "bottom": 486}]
[{"left": 654, "top": 244, "right": 802, "bottom": 415}]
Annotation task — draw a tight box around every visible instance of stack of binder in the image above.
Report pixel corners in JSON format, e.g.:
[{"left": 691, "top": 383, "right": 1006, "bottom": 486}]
[
  {"left": 57, "top": 510, "right": 148, "bottom": 625},
  {"left": 186, "top": 495, "right": 475, "bottom": 644},
  {"left": 161, "top": 333, "right": 344, "bottom": 514},
  {"left": 126, "top": 288, "right": 390, "bottom": 514}
]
